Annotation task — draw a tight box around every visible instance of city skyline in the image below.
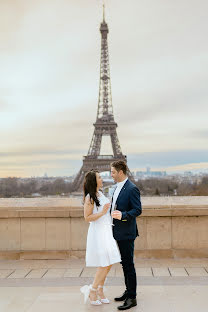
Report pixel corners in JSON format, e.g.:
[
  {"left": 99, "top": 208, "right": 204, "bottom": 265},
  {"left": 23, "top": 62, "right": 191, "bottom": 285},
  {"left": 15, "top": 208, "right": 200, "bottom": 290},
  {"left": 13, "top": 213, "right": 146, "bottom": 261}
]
[{"left": 1, "top": 0, "right": 208, "bottom": 178}]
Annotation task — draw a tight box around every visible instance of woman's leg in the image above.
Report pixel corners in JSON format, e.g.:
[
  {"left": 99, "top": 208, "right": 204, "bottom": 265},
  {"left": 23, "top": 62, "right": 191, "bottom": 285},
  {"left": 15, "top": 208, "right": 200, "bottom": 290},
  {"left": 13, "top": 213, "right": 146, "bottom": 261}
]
[
  {"left": 90, "top": 265, "right": 112, "bottom": 301},
  {"left": 96, "top": 265, "right": 112, "bottom": 299},
  {"left": 99, "top": 265, "right": 112, "bottom": 286}
]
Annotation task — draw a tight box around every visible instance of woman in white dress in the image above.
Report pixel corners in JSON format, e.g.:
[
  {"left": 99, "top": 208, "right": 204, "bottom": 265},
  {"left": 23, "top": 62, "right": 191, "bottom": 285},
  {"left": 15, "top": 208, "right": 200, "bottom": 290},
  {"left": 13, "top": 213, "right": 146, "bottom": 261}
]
[{"left": 80, "top": 169, "right": 121, "bottom": 305}]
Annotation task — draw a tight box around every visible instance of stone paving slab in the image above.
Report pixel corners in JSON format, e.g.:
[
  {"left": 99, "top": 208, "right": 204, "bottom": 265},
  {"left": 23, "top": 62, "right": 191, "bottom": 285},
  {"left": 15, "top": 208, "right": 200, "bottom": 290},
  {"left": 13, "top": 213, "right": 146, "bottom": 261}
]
[
  {"left": 63, "top": 268, "right": 83, "bottom": 278},
  {"left": 169, "top": 267, "right": 188, "bottom": 277},
  {"left": 134, "top": 258, "right": 208, "bottom": 267},
  {"left": 136, "top": 268, "right": 153, "bottom": 276},
  {"left": 8, "top": 269, "right": 32, "bottom": 279},
  {"left": 26, "top": 269, "right": 48, "bottom": 279},
  {"left": 42, "top": 269, "right": 66, "bottom": 279},
  {"left": 0, "top": 287, "right": 41, "bottom": 312},
  {"left": 0, "top": 270, "right": 15, "bottom": 279},
  {"left": 152, "top": 267, "right": 171, "bottom": 276},
  {"left": 80, "top": 267, "right": 117, "bottom": 277},
  {"left": 0, "top": 285, "right": 207, "bottom": 312},
  {"left": 80, "top": 268, "right": 97, "bottom": 277},
  {"left": 185, "top": 267, "right": 208, "bottom": 276}
]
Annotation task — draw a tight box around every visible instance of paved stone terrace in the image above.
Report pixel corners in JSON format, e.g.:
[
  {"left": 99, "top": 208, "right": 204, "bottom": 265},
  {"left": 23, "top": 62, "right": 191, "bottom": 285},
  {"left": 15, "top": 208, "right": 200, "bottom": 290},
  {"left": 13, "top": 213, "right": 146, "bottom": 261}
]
[
  {"left": 0, "top": 258, "right": 208, "bottom": 283},
  {"left": 0, "top": 258, "right": 208, "bottom": 311}
]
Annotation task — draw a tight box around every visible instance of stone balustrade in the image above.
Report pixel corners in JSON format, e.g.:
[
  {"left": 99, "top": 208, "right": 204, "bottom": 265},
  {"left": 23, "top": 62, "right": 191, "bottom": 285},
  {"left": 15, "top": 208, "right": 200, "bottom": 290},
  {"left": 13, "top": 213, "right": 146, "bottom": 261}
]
[{"left": 0, "top": 196, "right": 208, "bottom": 259}]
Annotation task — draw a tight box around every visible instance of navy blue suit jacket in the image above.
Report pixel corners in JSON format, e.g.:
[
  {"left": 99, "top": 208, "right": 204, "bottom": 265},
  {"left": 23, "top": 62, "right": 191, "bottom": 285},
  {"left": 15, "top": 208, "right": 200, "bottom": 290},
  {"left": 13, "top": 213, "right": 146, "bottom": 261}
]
[{"left": 111, "top": 179, "right": 142, "bottom": 241}]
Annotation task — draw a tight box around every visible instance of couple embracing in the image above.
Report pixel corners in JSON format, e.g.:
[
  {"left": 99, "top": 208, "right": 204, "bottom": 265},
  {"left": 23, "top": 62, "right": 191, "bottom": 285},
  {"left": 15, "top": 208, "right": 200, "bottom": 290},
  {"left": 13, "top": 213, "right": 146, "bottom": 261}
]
[{"left": 80, "top": 160, "right": 142, "bottom": 310}]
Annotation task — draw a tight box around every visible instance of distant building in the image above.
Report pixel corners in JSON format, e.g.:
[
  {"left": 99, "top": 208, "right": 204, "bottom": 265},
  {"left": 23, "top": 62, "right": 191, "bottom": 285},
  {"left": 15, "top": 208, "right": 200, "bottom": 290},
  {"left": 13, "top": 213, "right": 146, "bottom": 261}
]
[
  {"left": 146, "top": 166, "right": 151, "bottom": 174},
  {"left": 184, "top": 171, "right": 193, "bottom": 177},
  {"left": 135, "top": 167, "right": 166, "bottom": 179}
]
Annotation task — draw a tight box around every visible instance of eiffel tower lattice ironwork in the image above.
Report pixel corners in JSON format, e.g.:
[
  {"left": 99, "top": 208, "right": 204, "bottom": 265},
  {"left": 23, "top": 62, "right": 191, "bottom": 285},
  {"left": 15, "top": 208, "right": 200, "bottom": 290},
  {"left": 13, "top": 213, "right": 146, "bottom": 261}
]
[{"left": 72, "top": 6, "right": 134, "bottom": 191}]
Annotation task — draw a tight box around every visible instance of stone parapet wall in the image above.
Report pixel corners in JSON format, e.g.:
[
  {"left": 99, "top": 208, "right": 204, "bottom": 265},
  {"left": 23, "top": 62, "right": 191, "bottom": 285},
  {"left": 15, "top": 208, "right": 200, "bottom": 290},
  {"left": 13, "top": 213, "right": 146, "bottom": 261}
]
[{"left": 0, "top": 197, "right": 208, "bottom": 259}]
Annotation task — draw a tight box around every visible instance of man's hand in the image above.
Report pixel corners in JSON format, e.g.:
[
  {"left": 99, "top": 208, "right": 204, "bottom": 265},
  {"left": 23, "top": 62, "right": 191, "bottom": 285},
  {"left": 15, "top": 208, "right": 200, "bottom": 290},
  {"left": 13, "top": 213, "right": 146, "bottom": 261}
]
[{"left": 111, "top": 210, "right": 122, "bottom": 220}]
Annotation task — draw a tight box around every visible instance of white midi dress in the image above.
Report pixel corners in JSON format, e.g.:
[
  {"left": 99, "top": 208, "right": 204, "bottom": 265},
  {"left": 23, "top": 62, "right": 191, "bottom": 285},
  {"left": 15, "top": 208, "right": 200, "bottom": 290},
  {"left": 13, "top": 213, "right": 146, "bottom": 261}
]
[{"left": 85, "top": 191, "right": 121, "bottom": 267}]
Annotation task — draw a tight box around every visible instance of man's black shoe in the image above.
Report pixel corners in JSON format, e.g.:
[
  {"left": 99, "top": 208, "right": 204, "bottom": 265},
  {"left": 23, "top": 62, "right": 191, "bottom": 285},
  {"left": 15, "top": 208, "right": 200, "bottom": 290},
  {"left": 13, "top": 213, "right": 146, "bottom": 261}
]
[
  {"left": 117, "top": 298, "right": 137, "bottom": 310},
  {"left": 114, "top": 290, "right": 128, "bottom": 301}
]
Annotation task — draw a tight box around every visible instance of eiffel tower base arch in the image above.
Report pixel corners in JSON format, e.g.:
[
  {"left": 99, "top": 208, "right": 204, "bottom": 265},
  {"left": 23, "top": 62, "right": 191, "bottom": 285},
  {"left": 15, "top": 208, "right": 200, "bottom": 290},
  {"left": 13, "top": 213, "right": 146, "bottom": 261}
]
[{"left": 72, "top": 155, "right": 135, "bottom": 192}]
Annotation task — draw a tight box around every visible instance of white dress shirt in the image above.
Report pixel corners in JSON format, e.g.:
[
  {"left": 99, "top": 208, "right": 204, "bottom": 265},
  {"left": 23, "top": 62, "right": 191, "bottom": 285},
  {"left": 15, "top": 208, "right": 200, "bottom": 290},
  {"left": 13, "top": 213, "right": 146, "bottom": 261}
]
[{"left": 111, "top": 177, "right": 128, "bottom": 212}]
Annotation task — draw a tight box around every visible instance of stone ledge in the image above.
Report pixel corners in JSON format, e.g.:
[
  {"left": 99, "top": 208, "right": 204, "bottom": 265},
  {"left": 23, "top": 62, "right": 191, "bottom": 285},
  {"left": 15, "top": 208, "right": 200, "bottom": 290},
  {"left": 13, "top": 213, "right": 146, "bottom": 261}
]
[
  {"left": 0, "top": 249, "right": 208, "bottom": 260},
  {"left": 0, "top": 206, "right": 208, "bottom": 218}
]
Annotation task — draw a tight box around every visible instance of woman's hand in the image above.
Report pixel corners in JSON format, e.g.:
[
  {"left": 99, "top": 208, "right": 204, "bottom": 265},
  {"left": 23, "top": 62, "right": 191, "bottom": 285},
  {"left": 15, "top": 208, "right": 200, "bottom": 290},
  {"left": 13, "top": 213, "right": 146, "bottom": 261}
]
[{"left": 102, "top": 203, "right": 111, "bottom": 215}]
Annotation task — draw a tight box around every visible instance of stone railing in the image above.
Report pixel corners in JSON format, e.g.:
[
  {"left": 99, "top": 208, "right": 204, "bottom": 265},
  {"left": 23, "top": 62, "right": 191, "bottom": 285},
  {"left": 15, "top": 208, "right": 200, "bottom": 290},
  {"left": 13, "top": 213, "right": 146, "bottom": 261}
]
[{"left": 0, "top": 196, "right": 208, "bottom": 259}]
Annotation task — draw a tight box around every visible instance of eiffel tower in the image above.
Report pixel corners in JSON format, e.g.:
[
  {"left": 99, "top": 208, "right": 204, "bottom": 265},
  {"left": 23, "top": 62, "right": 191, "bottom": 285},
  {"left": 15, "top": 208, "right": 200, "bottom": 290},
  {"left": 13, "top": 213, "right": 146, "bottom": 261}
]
[{"left": 72, "top": 5, "right": 134, "bottom": 191}]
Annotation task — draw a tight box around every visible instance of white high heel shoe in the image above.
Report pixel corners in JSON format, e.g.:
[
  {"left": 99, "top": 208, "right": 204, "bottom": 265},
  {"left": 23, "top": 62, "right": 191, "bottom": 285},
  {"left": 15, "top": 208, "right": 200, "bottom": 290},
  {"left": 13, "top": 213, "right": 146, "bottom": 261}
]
[
  {"left": 97, "top": 285, "right": 110, "bottom": 304},
  {"left": 80, "top": 284, "right": 102, "bottom": 305}
]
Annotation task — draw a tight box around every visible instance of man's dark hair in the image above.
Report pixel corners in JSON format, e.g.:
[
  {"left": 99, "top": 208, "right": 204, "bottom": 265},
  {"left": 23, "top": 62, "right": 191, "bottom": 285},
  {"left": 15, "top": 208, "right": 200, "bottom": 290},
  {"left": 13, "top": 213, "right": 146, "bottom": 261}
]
[{"left": 111, "top": 160, "right": 127, "bottom": 175}]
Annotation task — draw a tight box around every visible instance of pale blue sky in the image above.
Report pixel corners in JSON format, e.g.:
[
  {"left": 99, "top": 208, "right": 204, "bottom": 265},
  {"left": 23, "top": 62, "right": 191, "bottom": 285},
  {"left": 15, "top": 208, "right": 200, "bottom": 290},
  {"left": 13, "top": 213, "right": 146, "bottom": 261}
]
[{"left": 0, "top": 0, "right": 208, "bottom": 177}]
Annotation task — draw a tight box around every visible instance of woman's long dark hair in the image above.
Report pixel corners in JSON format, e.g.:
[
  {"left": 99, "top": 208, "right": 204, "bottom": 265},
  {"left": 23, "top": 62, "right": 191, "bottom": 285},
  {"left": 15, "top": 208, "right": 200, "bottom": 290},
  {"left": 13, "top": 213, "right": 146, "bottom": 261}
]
[{"left": 83, "top": 169, "right": 100, "bottom": 207}]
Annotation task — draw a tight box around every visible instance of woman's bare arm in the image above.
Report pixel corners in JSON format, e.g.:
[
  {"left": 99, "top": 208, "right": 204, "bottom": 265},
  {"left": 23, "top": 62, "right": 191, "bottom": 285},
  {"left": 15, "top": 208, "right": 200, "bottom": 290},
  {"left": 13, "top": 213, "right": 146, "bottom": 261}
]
[
  {"left": 84, "top": 195, "right": 104, "bottom": 222},
  {"left": 84, "top": 195, "right": 110, "bottom": 222}
]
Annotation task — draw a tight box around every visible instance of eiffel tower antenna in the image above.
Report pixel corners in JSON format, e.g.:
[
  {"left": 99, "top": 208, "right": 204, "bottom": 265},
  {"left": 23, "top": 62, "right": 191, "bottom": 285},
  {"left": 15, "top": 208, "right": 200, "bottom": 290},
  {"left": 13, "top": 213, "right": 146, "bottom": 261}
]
[
  {"left": 72, "top": 5, "right": 134, "bottom": 191},
  {"left": 103, "top": 3, "right": 105, "bottom": 22}
]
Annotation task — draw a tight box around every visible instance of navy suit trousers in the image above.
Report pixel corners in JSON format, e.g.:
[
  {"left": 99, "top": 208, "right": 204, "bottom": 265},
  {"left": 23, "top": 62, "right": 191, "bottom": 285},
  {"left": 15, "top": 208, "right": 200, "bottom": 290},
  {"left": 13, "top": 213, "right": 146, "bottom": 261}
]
[{"left": 117, "top": 239, "right": 137, "bottom": 299}]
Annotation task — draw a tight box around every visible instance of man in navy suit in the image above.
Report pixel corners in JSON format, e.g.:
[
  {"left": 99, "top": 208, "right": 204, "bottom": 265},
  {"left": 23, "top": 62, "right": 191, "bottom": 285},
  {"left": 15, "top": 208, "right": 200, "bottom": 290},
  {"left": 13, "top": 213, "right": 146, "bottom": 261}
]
[{"left": 110, "top": 160, "right": 142, "bottom": 310}]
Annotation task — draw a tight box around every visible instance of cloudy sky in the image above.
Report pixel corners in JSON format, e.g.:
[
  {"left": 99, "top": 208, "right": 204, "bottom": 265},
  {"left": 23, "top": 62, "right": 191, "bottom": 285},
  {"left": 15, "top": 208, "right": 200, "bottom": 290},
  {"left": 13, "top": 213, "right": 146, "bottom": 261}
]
[{"left": 0, "top": 0, "right": 208, "bottom": 177}]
